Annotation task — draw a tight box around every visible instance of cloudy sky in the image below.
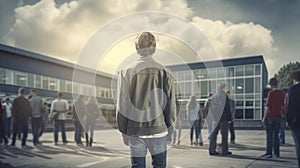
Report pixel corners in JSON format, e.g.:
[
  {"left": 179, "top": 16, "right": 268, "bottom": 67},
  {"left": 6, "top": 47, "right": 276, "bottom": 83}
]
[{"left": 0, "top": 0, "right": 299, "bottom": 77}]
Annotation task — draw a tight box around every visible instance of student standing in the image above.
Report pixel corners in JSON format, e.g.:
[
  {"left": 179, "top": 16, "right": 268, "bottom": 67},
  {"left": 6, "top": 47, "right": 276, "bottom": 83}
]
[
  {"left": 72, "top": 95, "right": 86, "bottom": 146},
  {"left": 186, "top": 96, "right": 202, "bottom": 146},
  {"left": 11, "top": 88, "right": 32, "bottom": 147},
  {"left": 50, "top": 92, "right": 69, "bottom": 145},
  {"left": 209, "top": 83, "right": 232, "bottom": 156},
  {"left": 116, "top": 32, "right": 176, "bottom": 168},
  {"left": 3, "top": 97, "right": 12, "bottom": 138},
  {"left": 286, "top": 70, "right": 300, "bottom": 167},
  {"left": 29, "top": 89, "right": 43, "bottom": 145},
  {"left": 262, "top": 78, "right": 285, "bottom": 158},
  {"left": 226, "top": 91, "right": 236, "bottom": 144},
  {"left": 203, "top": 93, "right": 213, "bottom": 140},
  {"left": 0, "top": 98, "right": 9, "bottom": 145},
  {"left": 85, "top": 96, "right": 99, "bottom": 147}
]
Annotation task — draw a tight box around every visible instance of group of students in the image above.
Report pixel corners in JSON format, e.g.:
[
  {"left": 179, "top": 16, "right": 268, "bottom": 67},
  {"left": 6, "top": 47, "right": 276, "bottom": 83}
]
[
  {"left": 0, "top": 88, "right": 101, "bottom": 148},
  {"left": 0, "top": 88, "right": 47, "bottom": 147},
  {"left": 177, "top": 83, "right": 236, "bottom": 156}
]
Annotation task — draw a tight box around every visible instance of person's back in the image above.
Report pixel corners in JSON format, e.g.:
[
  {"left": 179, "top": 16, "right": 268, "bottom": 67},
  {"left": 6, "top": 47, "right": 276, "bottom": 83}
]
[
  {"left": 13, "top": 96, "right": 32, "bottom": 120},
  {"left": 117, "top": 32, "right": 176, "bottom": 168},
  {"left": 267, "top": 89, "right": 285, "bottom": 118},
  {"left": 30, "top": 95, "right": 43, "bottom": 118},
  {"left": 287, "top": 82, "right": 300, "bottom": 128}
]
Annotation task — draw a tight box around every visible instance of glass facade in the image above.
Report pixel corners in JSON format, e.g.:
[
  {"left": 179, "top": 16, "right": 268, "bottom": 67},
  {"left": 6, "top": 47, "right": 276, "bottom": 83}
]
[
  {"left": 0, "top": 67, "right": 113, "bottom": 99},
  {"left": 174, "top": 64, "right": 263, "bottom": 120}
]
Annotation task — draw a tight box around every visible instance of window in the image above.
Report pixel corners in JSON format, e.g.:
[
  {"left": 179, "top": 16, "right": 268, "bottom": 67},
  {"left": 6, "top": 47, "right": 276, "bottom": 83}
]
[
  {"left": 255, "top": 65, "right": 261, "bottom": 75},
  {"left": 235, "top": 109, "right": 243, "bottom": 119},
  {"left": 236, "top": 100, "right": 244, "bottom": 107},
  {"left": 245, "top": 78, "right": 254, "bottom": 93},
  {"left": 194, "top": 81, "right": 201, "bottom": 98},
  {"left": 60, "top": 80, "right": 66, "bottom": 92},
  {"left": 66, "top": 81, "right": 72, "bottom": 93},
  {"left": 226, "top": 79, "right": 235, "bottom": 95},
  {"left": 217, "top": 67, "right": 226, "bottom": 78},
  {"left": 0, "top": 68, "right": 5, "bottom": 84},
  {"left": 254, "top": 109, "right": 261, "bottom": 119},
  {"left": 184, "top": 82, "right": 192, "bottom": 96},
  {"left": 235, "top": 78, "right": 244, "bottom": 94},
  {"left": 208, "top": 68, "right": 217, "bottom": 79},
  {"left": 35, "top": 75, "right": 41, "bottom": 88},
  {"left": 246, "top": 100, "right": 254, "bottom": 107},
  {"left": 245, "top": 65, "right": 254, "bottom": 76},
  {"left": 28, "top": 74, "right": 34, "bottom": 87},
  {"left": 255, "top": 77, "right": 261, "bottom": 93},
  {"left": 201, "top": 81, "right": 208, "bottom": 98},
  {"left": 16, "top": 72, "right": 27, "bottom": 86},
  {"left": 245, "top": 109, "right": 254, "bottom": 119},
  {"left": 184, "top": 71, "right": 192, "bottom": 81},
  {"left": 235, "top": 66, "right": 244, "bottom": 76},
  {"left": 178, "top": 71, "right": 184, "bottom": 81},
  {"left": 49, "top": 78, "right": 57, "bottom": 90},
  {"left": 193, "top": 70, "right": 201, "bottom": 80},
  {"left": 209, "top": 80, "right": 216, "bottom": 93},
  {"left": 200, "top": 69, "right": 208, "bottom": 79},
  {"left": 42, "top": 77, "right": 49, "bottom": 89},
  {"left": 226, "top": 67, "right": 234, "bottom": 77}
]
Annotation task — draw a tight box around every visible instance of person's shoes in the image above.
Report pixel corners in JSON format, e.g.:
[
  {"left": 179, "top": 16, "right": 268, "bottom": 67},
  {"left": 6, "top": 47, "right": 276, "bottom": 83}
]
[
  {"left": 54, "top": 142, "right": 58, "bottom": 145},
  {"left": 274, "top": 154, "right": 280, "bottom": 158},
  {"left": 222, "top": 151, "right": 232, "bottom": 156},
  {"left": 190, "top": 142, "right": 193, "bottom": 146},
  {"left": 177, "top": 141, "right": 180, "bottom": 145},
  {"left": 199, "top": 142, "right": 203, "bottom": 146},
  {"left": 22, "top": 145, "right": 29, "bottom": 149},
  {"left": 262, "top": 153, "right": 272, "bottom": 158},
  {"left": 77, "top": 142, "right": 84, "bottom": 146},
  {"left": 209, "top": 151, "right": 220, "bottom": 156},
  {"left": 10, "top": 143, "right": 15, "bottom": 147},
  {"left": 63, "top": 141, "right": 68, "bottom": 145},
  {"left": 4, "top": 140, "right": 9, "bottom": 146},
  {"left": 230, "top": 140, "right": 235, "bottom": 144}
]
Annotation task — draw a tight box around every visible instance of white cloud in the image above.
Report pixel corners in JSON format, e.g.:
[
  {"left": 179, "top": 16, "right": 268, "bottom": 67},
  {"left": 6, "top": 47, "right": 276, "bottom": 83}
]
[
  {"left": 5, "top": 0, "right": 277, "bottom": 75},
  {"left": 192, "top": 17, "right": 277, "bottom": 74}
]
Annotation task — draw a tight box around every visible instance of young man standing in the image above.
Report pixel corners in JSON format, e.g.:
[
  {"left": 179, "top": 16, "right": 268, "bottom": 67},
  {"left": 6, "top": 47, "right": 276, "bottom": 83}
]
[
  {"left": 286, "top": 70, "right": 300, "bottom": 167},
  {"left": 209, "top": 83, "right": 232, "bottom": 156},
  {"left": 226, "top": 91, "right": 236, "bottom": 144},
  {"left": 29, "top": 89, "right": 43, "bottom": 145},
  {"left": 11, "top": 88, "right": 32, "bottom": 147},
  {"left": 3, "top": 97, "right": 12, "bottom": 138},
  {"left": 50, "top": 92, "right": 69, "bottom": 145},
  {"left": 262, "top": 78, "right": 285, "bottom": 158},
  {"left": 117, "top": 32, "right": 177, "bottom": 168}
]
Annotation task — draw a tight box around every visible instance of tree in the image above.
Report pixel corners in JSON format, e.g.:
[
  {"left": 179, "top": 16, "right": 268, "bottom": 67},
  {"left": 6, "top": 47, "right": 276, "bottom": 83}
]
[{"left": 274, "top": 62, "right": 300, "bottom": 88}]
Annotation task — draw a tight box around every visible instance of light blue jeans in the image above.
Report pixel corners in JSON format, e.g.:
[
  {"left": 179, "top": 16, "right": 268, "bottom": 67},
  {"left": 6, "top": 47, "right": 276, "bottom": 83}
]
[{"left": 129, "top": 136, "right": 167, "bottom": 168}]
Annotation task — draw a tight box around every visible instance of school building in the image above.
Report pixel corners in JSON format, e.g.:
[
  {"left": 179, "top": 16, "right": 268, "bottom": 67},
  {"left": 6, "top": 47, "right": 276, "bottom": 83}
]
[{"left": 0, "top": 43, "right": 268, "bottom": 128}]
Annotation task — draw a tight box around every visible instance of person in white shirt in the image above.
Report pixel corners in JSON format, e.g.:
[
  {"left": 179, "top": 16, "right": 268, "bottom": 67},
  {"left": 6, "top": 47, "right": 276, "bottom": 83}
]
[
  {"left": 3, "top": 97, "right": 12, "bottom": 138},
  {"left": 50, "top": 92, "right": 69, "bottom": 145}
]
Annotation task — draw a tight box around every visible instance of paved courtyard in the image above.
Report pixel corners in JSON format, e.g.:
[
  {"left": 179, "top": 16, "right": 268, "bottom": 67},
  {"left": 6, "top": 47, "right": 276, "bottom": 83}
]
[{"left": 0, "top": 129, "right": 298, "bottom": 168}]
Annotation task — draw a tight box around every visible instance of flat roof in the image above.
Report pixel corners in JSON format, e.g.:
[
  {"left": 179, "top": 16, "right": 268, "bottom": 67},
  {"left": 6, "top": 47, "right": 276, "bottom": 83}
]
[
  {"left": 0, "top": 43, "right": 112, "bottom": 78},
  {"left": 169, "top": 55, "right": 267, "bottom": 71}
]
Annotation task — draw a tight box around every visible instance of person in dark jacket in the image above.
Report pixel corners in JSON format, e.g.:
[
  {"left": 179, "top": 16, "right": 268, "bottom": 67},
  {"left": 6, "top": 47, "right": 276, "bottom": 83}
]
[
  {"left": 72, "top": 95, "right": 86, "bottom": 145},
  {"left": 116, "top": 32, "right": 177, "bottom": 168},
  {"left": 286, "top": 69, "right": 300, "bottom": 167},
  {"left": 10, "top": 88, "right": 32, "bottom": 147},
  {"left": 0, "top": 98, "right": 9, "bottom": 145},
  {"left": 209, "top": 82, "right": 232, "bottom": 156},
  {"left": 85, "top": 96, "right": 99, "bottom": 147}
]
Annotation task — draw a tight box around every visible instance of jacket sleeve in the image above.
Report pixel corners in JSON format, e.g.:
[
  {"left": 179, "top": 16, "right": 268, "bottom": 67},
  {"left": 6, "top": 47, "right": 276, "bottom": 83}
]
[
  {"left": 163, "top": 71, "right": 177, "bottom": 128},
  {"left": 116, "top": 71, "right": 129, "bottom": 134},
  {"left": 286, "top": 87, "right": 295, "bottom": 126}
]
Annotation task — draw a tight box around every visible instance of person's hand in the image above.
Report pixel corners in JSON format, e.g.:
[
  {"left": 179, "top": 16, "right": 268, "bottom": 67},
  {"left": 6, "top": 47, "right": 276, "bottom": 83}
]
[
  {"left": 122, "top": 134, "right": 129, "bottom": 146},
  {"left": 261, "top": 118, "right": 266, "bottom": 125}
]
